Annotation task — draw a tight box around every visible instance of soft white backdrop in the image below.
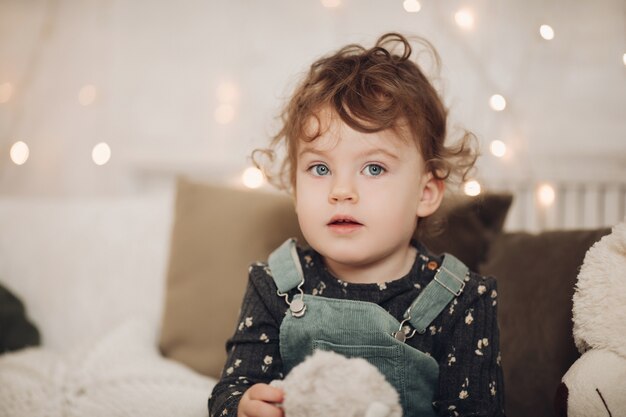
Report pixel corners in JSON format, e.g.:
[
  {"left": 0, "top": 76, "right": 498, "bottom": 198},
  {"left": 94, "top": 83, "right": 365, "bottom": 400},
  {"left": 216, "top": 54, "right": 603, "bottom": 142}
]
[{"left": 0, "top": 0, "right": 625, "bottom": 215}]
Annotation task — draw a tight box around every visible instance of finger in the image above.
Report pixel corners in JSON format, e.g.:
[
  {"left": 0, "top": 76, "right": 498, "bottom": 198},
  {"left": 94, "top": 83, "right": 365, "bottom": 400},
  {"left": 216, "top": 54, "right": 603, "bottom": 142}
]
[
  {"left": 248, "top": 400, "right": 284, "bottom": 417},
  {"left": 247, "top": 384, "right": 284, "bottom": 403}
]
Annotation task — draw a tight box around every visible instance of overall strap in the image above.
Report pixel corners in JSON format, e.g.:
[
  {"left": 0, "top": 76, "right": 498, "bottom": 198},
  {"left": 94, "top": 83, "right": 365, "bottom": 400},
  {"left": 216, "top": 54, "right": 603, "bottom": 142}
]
[
  {"left": 267, "top": 238, "right": 305, "bottom": 294},
  {"left": 407, "top": 253, "right": 468, "bottom": 334}
]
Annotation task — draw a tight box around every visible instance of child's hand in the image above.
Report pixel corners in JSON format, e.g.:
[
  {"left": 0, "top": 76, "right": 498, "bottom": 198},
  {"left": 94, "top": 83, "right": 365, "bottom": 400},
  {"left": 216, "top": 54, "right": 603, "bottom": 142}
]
[{"left": 237, "top": 383, "right": 284, "bottom": 417}]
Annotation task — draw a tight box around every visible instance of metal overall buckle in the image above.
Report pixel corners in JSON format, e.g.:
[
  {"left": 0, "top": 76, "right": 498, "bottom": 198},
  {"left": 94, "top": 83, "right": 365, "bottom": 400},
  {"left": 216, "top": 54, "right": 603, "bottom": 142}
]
[
  {"left": 277, "top": 279, "right": 307, "bottom": 318},
  {"left": 392, "top": 306, "right": 417, "bottom": 343}
]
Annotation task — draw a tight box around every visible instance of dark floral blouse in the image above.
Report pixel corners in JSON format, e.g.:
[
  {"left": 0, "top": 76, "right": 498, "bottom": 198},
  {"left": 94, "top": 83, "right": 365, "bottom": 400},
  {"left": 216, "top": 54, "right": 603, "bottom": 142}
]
[{"left": 209, "top": 241, "right": 506, "bottom": 417}]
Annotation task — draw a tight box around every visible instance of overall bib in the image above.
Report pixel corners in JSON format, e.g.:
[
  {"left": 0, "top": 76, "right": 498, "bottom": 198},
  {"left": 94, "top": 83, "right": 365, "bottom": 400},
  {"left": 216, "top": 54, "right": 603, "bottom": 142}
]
[{"left": 268, "top": 239, "right": 468, "bottom": 417}]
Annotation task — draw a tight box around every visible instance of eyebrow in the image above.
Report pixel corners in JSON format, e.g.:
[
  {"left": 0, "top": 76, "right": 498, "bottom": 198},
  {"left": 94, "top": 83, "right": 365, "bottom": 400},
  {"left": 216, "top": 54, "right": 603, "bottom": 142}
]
[{"left": 298, "top": 147, "right": 400, "bottom": 160}]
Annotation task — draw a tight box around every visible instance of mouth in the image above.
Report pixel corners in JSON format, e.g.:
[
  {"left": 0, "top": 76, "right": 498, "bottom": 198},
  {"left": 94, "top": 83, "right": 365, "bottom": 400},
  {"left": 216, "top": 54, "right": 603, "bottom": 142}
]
[
  {"left": 328, "top": 215, "right": 363, "bottom": 226},
  {"left": 327, "top": 215, "right": 363, "bottom": 234}
]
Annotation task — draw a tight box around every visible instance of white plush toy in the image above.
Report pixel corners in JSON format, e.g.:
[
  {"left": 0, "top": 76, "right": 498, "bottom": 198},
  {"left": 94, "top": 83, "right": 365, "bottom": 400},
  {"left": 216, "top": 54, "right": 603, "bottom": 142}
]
[
  {"left": 556, "top": 220, "right": 626, "bottom": 417},
  {"left": 271, "top": 350, "right": 402, "bottom": 417}
]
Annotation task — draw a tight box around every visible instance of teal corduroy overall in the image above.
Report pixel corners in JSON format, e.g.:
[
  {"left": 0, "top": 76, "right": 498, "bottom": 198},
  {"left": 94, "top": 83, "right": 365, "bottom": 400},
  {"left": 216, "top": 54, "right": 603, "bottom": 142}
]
[{"left": 268, "top": 239, "right": 468, "bottom": 417}]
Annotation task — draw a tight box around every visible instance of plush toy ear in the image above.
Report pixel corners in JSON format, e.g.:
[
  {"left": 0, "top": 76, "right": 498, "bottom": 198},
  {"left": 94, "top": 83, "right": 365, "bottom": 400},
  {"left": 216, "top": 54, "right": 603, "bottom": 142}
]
[{"left": 365, "top": 402, "right": 392, "bottom": 417}]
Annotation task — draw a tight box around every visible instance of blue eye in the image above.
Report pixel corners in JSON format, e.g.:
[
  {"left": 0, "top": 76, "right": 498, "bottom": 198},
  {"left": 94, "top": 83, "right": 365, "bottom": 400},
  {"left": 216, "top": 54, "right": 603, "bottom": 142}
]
[
  {"left": 310, "top": 164, "right": 330, "bottom": 176},
  {"left": 363, "top": 164, "right": 385, "bottom": 176}
]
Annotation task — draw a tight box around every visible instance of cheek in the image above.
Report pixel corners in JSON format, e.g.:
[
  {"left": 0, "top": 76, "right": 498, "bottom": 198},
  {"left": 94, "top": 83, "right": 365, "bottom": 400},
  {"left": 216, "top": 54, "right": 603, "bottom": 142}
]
[
  {"left": 295, "top": 187, "right": 322, "bottom": 242},
  {"left": 371, "top": 186, "right": 420, "bottom": 232},
  {"left": 371, "top": 194, "right": 418, "bottom": 222},
  {"left": 294, "top": 176, "right": 319, "bottom": 219},
  {"left": 367, "top": 180, "right": 420, "bottom": 210}
]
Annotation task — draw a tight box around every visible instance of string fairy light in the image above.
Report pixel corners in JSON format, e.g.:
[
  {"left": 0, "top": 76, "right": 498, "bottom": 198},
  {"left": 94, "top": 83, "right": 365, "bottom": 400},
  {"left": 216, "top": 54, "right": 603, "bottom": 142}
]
[
  {"left": 3, "top": 0, "right": 622, "bottom": 209},
  {"left": 537, "top": 183, "right": 556, "bottom": 207},
  {"left": 92, "top": 142, "right": 111, "bottom": 166},
  {"left": 463, "top": 180, "right": 482, "bottom": 196},
  {"left": 241, "top": 166, "right": 265, "bottom": 189},
  {"left": 489, "top": 140, "right": 507, "bottom": 158},
  {"left": 539, "top": 24, "right": 555, "bottom": 40},
  {"left": 403, "top": 0, "right": 421, "bottom": 13},
  {"left": 489, "top": 94, "right": 507, "bottom": 111},
  {"left": 10, "top": 141, "right": 29, "bottom": 165},
  {"left": 454, "top": 8, "right": 475, "bottom": 30}
]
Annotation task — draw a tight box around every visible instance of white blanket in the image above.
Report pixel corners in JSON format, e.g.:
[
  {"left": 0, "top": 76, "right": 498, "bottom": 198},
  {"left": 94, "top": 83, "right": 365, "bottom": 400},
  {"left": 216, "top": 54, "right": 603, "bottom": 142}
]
[{"left": 0, "top": 319, "right": 215, "bottom": 417}]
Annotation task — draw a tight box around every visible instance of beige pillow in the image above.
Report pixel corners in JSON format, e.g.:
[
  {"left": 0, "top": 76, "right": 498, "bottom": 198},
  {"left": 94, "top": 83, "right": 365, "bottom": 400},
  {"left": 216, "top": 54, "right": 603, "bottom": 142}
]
[
  {"left": 159, "top": 177, "right": 512, "bottom": 378},
  {"left": 159, "top": 178, "right": 304, "bottom": 378}
]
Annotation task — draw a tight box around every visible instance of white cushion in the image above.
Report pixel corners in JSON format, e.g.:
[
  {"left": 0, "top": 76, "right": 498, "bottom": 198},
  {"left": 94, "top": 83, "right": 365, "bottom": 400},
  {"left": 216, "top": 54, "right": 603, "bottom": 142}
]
[{"left": 0, "top": 190, "right": 174, "bottom": 350}]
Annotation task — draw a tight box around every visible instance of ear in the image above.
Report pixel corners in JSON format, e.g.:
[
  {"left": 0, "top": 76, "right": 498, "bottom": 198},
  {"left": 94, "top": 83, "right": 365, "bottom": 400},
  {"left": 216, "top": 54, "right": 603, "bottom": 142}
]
[{"left": 416, "top": 173, "right": 445, "bottom": 217}]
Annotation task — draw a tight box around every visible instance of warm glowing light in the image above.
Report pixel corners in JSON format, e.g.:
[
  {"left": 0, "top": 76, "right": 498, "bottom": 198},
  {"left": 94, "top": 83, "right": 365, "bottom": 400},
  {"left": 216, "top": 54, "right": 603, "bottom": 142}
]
[
  {"left": 489, "top": 94, "right": 507, "bottom": 111},
  {"left": 539, "top": 24, "right": 555, "bottom": 40},
  {"left": 92, "top": 142, "right": 111, "bottom": 165},
  {"left": 537, "top": 183, "right": 556, "bottom": 207},
  {"left": 0, "top": 82, "right": 14, "bottom": 103},
  {"left": 217, "top": 82, "right": 239, "bottom": 103},
  {"left": 79, "top": 85, "right": 97, "bottom": 106},
  {"left": 215, "top": 104, "right": 235, "bottom": 124},
  {"left": 10, "top": 141, "right": 29, "bottom": 165},
  {"left": 403, "top": 0, "right": 421, "bottom": 13},
  {"left": 622, "top": 53, "right": 626, "bottom": 66},
  {"left": 321, "top": 0, "right": 341, "bottom": 8},
  {"left": 242, "top": 167, "right": 265, "bottom": 189},
  {"left": 454, "top": 9, "right": 474, "bottom": 30},
  {"left": 463, "top": 180, "right": 481, "bottom": 197},
  {"left": 490, "top": 140, "right": 507, "bottom": 158}
]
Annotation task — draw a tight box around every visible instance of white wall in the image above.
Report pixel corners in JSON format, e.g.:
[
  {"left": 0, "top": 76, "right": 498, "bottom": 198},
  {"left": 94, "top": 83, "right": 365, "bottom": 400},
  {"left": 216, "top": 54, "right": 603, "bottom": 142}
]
[{"left": 0, "top": 0, "right": 625, "bottom": 210}]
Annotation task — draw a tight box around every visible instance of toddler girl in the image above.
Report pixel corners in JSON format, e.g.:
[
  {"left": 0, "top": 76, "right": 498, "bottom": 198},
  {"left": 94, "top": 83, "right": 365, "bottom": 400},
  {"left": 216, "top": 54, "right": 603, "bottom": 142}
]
[{"left": 209, "top": 33, "right": 505, "bottom": 417}]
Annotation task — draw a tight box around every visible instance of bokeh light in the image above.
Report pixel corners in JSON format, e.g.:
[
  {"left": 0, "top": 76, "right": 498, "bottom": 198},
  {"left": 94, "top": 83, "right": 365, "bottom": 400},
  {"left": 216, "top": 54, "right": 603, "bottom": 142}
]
[
  {"left": 454, "top": 9, "right": 474, "bottom": 30},
  {"left": 92, "top": 142, "right": 111, "bottom": 165},
  {"left": 490, "top": 140, "right": 507, "bottom": 158},
  {"left": 463, "top": 180, "right": 481, "bottom": 196},
  {"left": 539, "top": 24, "right": 555, "bottom": 40},
  {"left": 403, "top": 0, "right": 421, "bottom": 13},
  {"left": 537, "top": 183, "right": 556, "bottom": 207},
  {"left": 242, "top": 166, "right": 265, "bottom": 189},
  {"left": 10, "top": 141, "right": 29, "bottom": 165},
  {"left": 489, "top": 94, "right": 507, "bottom": 111}
]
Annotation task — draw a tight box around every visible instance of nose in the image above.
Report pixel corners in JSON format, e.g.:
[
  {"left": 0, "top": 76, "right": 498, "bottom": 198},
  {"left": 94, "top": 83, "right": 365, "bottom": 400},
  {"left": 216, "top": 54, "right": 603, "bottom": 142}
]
[{"left": 328, "top": 177, "right": 358, "bottom": 204}]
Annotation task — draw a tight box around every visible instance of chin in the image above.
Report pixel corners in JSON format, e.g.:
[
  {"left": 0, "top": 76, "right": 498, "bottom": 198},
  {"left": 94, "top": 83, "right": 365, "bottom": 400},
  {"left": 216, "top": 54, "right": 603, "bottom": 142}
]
[{"left": 313, "top": 240, "right": 383, "bottom": 267}]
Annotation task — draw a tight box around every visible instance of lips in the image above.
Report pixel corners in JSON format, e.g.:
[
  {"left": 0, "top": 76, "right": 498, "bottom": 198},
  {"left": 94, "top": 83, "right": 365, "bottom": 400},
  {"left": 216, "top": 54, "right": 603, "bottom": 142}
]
[
  {"left": 327, "top": 215, "right": 363, "bottom": 234},
  {"left": 328, "top": 215, "right": 362, "bottom": 226}
]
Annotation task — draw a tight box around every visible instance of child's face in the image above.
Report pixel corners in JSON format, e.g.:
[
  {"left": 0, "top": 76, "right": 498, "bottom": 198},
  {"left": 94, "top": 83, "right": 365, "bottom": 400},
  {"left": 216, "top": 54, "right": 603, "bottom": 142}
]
[{"left": 295, "top": 111, "right": 443, "bottom": 274}]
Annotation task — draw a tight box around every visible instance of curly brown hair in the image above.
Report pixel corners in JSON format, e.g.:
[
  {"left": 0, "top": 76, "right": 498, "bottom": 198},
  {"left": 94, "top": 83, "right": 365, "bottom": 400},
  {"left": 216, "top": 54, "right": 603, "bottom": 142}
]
[{"left": 254, "top": 32, "right": 477, "bottom": 196}]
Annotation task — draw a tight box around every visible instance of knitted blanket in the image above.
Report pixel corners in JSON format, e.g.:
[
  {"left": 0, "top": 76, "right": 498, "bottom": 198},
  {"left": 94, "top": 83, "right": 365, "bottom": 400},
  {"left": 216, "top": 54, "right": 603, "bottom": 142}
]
[{"left": 0, "top": 318, "right": 215, "bottom": 417}]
